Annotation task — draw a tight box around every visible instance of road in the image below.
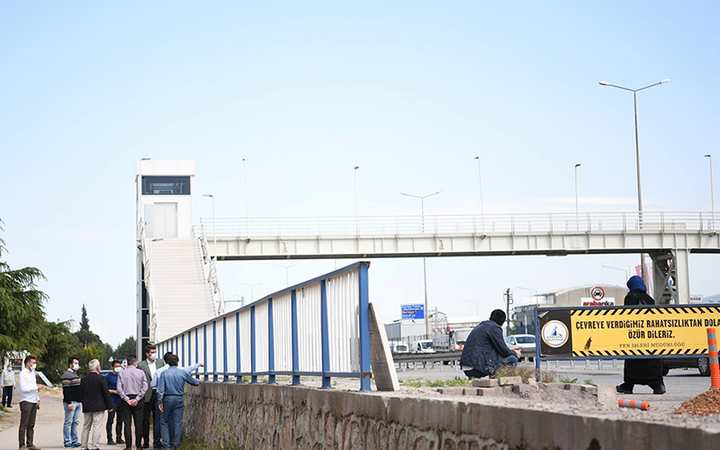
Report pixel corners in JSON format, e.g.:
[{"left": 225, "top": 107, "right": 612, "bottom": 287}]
[{"left": 0, "top": 392, "right": 118, "bottom": 450}]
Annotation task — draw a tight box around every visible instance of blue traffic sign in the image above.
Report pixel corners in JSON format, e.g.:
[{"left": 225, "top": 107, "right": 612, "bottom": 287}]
[{"left": 401, "top": 304, "right": 425, "bottom": 320}]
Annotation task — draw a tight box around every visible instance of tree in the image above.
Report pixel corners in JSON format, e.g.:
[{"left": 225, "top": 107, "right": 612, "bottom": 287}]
[
  {"left": 40, "top": 321, "right": 82, "bottom": 381},
  {"left": 0, "top": 229, "right": 48, "bottom": 358},
  {"left": 75, "top": 304, "right": 100, "bottom": 349},
  {"left": 115, "top": 336, "right": 137, "bottom": 361}
]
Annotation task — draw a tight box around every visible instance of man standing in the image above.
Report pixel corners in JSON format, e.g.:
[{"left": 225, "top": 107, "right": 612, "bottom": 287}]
[
  {"left": 153, "top": 353, "right": 202, "bottom": 447},
  {"left": 80, "top": 359, "right": 112, "bottom": 450},
  {"left": 460, "top": 310, "right": 521, "bottom": 379},
  {"left": 18, "top": 355, "right": 40, "bottom": 450},
  {"left": 61, "top": 357, "right": 82, "bottom": 448},
  {"left": 138, "top": 345, "right": 164, "bottom": 449},
  {"left": 2, "top": 363, "right": 15, "bottom": 408},
  {"left": 104, "top": 360, "right": 124, "bottom": 445},
  {"left": 157, "top": 354, "right": 200, "bottom": 449},
  {"left": 117, "top": 356, "right": 148, "bottom": 450}
]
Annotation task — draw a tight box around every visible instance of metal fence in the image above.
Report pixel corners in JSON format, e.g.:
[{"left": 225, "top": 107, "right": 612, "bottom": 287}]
[
  {"left": 155, "top": 262, "right": 371, "bottom": 391},
  {"left": 196, "top": 211, "right": 719, "bottom": 238}
]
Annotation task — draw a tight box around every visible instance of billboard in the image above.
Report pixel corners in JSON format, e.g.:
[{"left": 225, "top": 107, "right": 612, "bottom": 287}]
[
  {"left": 401, "top": 304, "right": 425, "bottom": 320},
  {"left": 538, "top": 304, "right": 720, "bottom": 359}
]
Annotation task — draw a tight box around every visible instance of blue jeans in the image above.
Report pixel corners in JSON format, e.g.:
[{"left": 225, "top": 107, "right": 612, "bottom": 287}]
[
  {"left": 159, "top": 400, "right": 168, "bottom": 447},
  {"left": 162, "top": 396, "right": 184, "bottom": 448},
  {"left": 63, "top": 401, "right": 82, "bottom": 446}
]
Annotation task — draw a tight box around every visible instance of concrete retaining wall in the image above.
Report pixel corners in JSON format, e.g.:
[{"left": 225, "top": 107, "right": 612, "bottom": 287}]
[{"left": 184, "top": 383, "right": 719, "bottom": 450}]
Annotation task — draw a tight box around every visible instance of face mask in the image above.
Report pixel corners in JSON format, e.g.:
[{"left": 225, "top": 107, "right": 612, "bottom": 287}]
[
  {"left": 72, "top": 363, "right": 80, "bottom": 371},
  {"left": 148, "top": 352, "right": 157, "bottom": 362},
  {"left": 30, "top": 363, "right": 37, "bottom": 371},
  {"left": 114, "top": 367, "right": 122, "bottom": 373}
]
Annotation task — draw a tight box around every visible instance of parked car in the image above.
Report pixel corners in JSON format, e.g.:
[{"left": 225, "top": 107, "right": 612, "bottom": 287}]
[
  {"left": 505, "top": 334, "right": 536, "bottom": 352},
  {"left": 662, "top": 357, "right": 710, "bottom": 376}
]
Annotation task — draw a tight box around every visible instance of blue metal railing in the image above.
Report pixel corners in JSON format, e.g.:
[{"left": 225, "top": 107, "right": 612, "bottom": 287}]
[{"left": 156, "top": 262, "right": 371, "bottom": 391}]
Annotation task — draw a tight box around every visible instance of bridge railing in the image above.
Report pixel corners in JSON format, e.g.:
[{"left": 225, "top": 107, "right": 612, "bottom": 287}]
[
  {"left": 195, "top": 211, "right": 718, "bottom": 238},
  {"left": 155, "top": 261, "right": 372, "bottom": 391}
]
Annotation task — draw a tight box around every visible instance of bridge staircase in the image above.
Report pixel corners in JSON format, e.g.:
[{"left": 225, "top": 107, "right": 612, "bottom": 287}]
[{"left": 139, "top": 225, "right": 221, "bottom": 343}]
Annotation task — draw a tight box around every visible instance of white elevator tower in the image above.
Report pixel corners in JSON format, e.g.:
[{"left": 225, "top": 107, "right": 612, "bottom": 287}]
[{"left": 135, "top": 160, "right": 216, "bottom": 355}]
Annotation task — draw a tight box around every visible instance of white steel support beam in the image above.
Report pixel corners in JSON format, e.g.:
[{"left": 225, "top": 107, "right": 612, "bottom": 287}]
[{"left": 673, "top": 249, "right": 691, "bottom": 304}]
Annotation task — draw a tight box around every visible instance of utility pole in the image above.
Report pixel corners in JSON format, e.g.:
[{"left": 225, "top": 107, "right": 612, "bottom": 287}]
[{"left": 505, "top": 288, "right": 513, "bottom": 336}]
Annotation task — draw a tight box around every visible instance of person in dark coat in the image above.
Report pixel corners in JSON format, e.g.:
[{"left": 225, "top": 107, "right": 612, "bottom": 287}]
[
  {"left": 461, "top": 309, "right": 521, "bottom": 378},
  {"left": 616, "top": 276, "right": 666, "bottom": 394},
  {"left": 80, "top": 359, "right": 112, "bottom": 450}
]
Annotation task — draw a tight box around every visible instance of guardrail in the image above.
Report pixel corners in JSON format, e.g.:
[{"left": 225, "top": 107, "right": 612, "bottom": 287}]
[
  {"left": 195, "top": 211, "right": 719, "bottom": 238},
  {"left": 155, "top": 262, "right": 372, "bottom": 391}
]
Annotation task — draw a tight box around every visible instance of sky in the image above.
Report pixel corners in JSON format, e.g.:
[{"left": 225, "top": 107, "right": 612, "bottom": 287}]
[{"left": 1, "top": 2, "right": 719, "bottom": 346}]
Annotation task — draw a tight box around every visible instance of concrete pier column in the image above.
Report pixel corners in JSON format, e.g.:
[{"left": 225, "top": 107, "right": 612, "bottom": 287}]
[{"left": 672, "top": 249, "right": 690, "bottom": 304}]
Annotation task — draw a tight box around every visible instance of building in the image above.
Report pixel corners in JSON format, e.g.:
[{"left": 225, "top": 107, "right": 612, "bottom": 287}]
[
  {"left": 512, "top": 284, "right": 627, "bottom": 334},
  {"left": 135, "top": 160, "right": 217, "bottom": 356},
  {"left": 385, "top": 308, "right": 448, "bottom": 344}
]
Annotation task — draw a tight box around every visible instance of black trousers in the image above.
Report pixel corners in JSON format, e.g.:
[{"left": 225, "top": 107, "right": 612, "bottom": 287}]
[
  {"left": 142, "top": 390, "right": 160, "bottom": 447},
  {"left": 18, "top": 401, "right": 38, "bottom": 448},
  {"left": 120, "top": 398, "right": 144, "bottom": 449},
  {"left": 106, "top": 404, "right": 124, "bottom": 441},
  {"left": 2, "top": 385, "right": 12, "bottom": 407}
]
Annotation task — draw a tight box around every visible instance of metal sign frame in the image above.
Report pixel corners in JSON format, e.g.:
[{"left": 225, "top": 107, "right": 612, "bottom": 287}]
[{"left": 533, "top": 304, "right": 718, "bottom": 377}]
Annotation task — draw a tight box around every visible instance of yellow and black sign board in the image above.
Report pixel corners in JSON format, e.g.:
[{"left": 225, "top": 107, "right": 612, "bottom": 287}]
[{"left": 538, "top": 305, "right": 720, "bottom": 359}]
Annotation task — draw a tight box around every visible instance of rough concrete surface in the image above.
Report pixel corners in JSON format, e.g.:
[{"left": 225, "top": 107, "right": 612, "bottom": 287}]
[{"left": 183, "top": 382, "right": 720, "bottom": 450}]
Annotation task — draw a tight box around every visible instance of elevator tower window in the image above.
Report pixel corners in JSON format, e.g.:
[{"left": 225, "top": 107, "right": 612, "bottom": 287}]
[{"left": 141, "top": 176, "right": 191, "bottom": 195}]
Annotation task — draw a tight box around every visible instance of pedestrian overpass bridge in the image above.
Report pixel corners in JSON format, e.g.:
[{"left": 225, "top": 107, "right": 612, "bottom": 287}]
[{"left": 138, "top": 209, "right": 720, "bottom": 347}]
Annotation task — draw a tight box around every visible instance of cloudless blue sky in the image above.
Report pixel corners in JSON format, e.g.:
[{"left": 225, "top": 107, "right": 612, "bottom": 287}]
[{"left": 2, "top": 2, "right": 719, "bottom": 345}]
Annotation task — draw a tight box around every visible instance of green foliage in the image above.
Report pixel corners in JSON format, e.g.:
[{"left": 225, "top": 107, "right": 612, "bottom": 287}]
[
  {"left": 559, "top": 376, "right": 578, "bottom": 384},
  {"left": 0, "top": 230, "right": 48, "bottom": 357},
  {"left": 115, "top": 336, "right": 137, "bottom": 361},
  {"left": 0, "top": 228, "right": 116, "bottom": 380},
  {"left": 400, "top": 377, "right": 471, "bottom": 388},
  {"left": 41, "top": 321, "right": 82, "bottom": 381}
]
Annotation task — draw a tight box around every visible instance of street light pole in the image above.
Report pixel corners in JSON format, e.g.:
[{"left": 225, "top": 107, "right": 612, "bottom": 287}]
[
  {"left": 401, "top": 191, "right": 441, "bottom": 337},
  {"left": 705, "top": 154, "right": 715, "bottom": 228},
  {"left": 473, "top": 156, "right": 484, "bottom": 225},
  {"left": 599, "top": 78, "right": 670, "bottom": 280},
  {"left": 353, "top": 165, "right": 360, "bottom": 235},
  {"left": 574, "top": 163, "right": 581, "bottom": 230},
  {"left": 202, "top": 194, "right": 216, "bottom": 258},
  {"left": 241, "top": 157, "right": 249, "bottom": 237}
]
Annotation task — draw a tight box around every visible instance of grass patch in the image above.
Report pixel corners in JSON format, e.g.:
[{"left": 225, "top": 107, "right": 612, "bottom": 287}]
[
  {"left": 495, "top": 366, "right": 557, "bottom": 383},
  {"left": 582, "top": 379, "right": 595, "bottom": 386},
  {"left": 400, "top": 377, "right": 472, "bottom": 388},
  {"left": 559, "top": 376, "right": 578, "bottom": 384}
]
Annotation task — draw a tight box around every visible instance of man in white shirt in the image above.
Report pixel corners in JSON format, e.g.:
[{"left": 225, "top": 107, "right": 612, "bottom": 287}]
[
  {"left": 18, "top": 355, "right": 40, "bottom": 450},
  {"left": 2, "top": 364, "right": 16, "bottom": 407}
]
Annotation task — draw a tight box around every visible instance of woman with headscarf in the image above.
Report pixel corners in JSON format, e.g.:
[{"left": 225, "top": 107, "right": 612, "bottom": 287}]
[{"left": 616, "top": 275, "right": 666, "bottom": 394}]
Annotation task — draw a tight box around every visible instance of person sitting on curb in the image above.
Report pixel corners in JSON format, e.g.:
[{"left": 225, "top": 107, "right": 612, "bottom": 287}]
[{"left": 460, "top": 309, "right": 521, "bottom": 378}]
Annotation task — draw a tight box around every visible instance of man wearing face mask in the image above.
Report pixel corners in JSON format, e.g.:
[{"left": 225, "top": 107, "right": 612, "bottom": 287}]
[
  {"left": 104, "top": 360, "right": 125, "bottom": 445},
  {"left": 18, "top": 355, "right": 40, "bottom": 450},
  {"left": 61, "top": 357, "right": 82, "bottom": 448},
  {"left": 138, "top": 345, "right": 164, "bottom": 449}
]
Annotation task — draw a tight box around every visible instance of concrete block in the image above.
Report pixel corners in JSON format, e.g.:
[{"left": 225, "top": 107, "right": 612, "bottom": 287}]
[
  {"left": 472, "top": 378, "right": 498, "bottom": 388},
  {"left": 597, "top": 385, "right": 617, "bottom": 408},
  {"left": 498, "top": 376, "right": 522, "bottom": 386},
  {"left": 436, "top": 387, "right": 465, "bottom": 396},
  {"left": 472, "top": 387, "right": 503, "bottom": 397},
  {"left": 580, "top": 384, "right": 598, "bottom": 396}
]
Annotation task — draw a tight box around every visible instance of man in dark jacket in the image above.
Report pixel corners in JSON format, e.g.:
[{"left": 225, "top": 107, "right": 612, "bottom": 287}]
[
  {"left": 616, "top": 275, "right": 666, "bottom": 395},
  {"left": 104, "top": 360, "right": 124, "bottom": 445},
  {"left": 61, "top": 357, "right": 82, "bottom": 448},
  {"left": 461, "top": 310, "right": 521, "bottom": 378},
  {"left": 80, "top": 359, "right": 112, "bottom": 450}
]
